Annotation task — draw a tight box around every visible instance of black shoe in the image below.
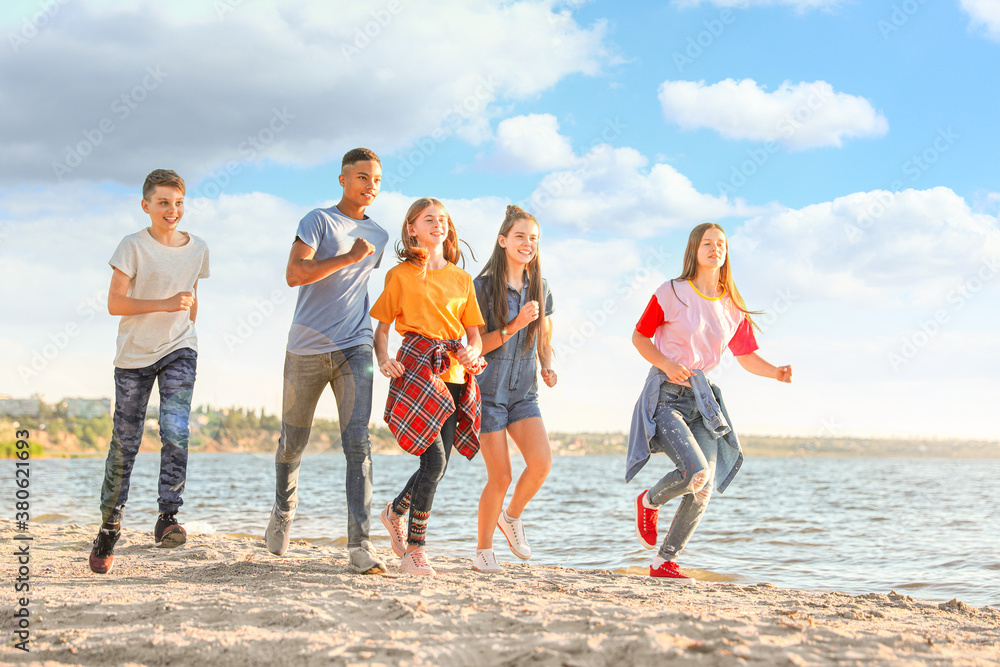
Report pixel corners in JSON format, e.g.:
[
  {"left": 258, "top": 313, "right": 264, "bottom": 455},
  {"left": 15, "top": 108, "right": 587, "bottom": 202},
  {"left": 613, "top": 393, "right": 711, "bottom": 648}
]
[
  {"left": 89, "top": 514, "right": 122, "bottom": 574},
  {"left": 154, "top": 512, "right": 187, "bottom": 548}
]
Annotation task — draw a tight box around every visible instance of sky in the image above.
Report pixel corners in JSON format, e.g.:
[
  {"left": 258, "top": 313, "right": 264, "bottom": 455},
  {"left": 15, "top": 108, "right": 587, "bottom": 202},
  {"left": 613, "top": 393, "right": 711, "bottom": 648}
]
[{"left": 2, "top": 0, "right": 998, "bottom": 440}]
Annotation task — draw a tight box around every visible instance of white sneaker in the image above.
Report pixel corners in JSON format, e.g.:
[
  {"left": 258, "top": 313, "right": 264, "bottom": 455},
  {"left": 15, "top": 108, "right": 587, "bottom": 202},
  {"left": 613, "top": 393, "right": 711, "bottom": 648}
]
[
  {"left": 380, "top": 503, "right": 407, "bottom": 558},
  {"left": 472, "top": 549, "right": 502, "bottom": 573},
  {"left": 399, "top": 547, "right": 435, "bottom": 575},
  {"left": 497, "top": 510, "right": 531, "bottom": 560},
  {"left": 265, "top": 504, "right": 294, "bottom": 556}
]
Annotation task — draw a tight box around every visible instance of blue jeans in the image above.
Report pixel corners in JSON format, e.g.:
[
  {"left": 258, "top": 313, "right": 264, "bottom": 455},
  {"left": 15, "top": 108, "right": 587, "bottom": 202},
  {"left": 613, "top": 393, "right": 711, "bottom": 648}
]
[
  {"left": 647, "top": 381, "right": 720, "bottom": 562},
  {"left": 274, "top": 345, "right": 374, "bottom": 549},
  {"left": 99, "top": 348, "right": 197, "bottom": 523},
  {"left": 390, "top": 382, "right": 463, "bottom": 546}
]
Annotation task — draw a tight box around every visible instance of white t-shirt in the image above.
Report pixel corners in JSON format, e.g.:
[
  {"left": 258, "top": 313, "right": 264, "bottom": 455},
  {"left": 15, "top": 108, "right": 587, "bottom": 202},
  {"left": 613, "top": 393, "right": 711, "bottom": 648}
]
[{"left": 109, "top": 229, "right": 210, "bottom": 368}]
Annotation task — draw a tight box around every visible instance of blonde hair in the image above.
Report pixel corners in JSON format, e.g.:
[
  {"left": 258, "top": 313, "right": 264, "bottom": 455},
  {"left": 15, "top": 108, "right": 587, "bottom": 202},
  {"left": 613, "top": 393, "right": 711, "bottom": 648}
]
[
  {"left": 476, "top": 205, "right": 545, "bottom": 353},
  {"left": 672, "top": 222, "right": 761, "bottom": 331},
  {"left": 394, "top": 197, "right": 467, "bottom": 268}
]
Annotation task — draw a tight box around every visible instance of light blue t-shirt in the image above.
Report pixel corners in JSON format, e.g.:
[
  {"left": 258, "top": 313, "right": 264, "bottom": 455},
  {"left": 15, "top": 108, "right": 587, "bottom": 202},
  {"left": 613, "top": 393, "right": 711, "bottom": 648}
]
[{"left": 285, "top": 205, "right": 389, "bottom": 354}]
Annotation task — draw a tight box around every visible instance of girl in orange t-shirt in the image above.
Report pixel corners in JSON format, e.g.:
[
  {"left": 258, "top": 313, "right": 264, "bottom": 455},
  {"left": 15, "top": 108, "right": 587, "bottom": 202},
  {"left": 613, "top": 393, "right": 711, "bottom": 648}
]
[{"left": 370, "top": 197, "right": 485, "bottom": 575}]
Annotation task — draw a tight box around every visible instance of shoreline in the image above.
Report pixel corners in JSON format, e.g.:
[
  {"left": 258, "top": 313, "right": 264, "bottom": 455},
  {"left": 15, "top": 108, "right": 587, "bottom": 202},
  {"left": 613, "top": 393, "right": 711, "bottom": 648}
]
[{"left": 5, "top": 520, "right": 998, "bottom": 665}]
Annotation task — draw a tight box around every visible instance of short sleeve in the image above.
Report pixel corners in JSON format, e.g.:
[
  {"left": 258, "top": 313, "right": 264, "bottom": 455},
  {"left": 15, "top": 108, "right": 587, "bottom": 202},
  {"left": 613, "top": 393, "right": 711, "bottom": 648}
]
[
  {"left": 109, "top": 237, "right": 137, "bottom": 278},
  {"left": 727, "top": 317, "right": 759, "bottom": 356},
  {"left": 635, "top": 295, "right": 664, "bottom": 337},
  {"left": 473, "top": 277, "right": 491, "bottom": 328},
  {"left": 369, "top": 269, "right": 401, "bottom": 324},
  {"left": 198, "top": 244, "right": 211, "bottom": 280},
  {"left": 542, "top": 278, "right": 554, "bottom": 316},
  {"left": 461, "top": 275, "right": 486, "bottom": 328},
  {"left": 374, "top": 249, "right": 384, "bottom": 270},
  {"left": 295, "top": 210, "right": 324, "bottom": 251}
]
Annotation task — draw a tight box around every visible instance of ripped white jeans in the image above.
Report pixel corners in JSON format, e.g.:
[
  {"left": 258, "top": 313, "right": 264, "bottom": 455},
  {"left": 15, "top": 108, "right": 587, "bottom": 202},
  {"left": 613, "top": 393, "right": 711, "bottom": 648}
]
[{"left": 646, "top": 381, "right": 720, "bottom": 562}]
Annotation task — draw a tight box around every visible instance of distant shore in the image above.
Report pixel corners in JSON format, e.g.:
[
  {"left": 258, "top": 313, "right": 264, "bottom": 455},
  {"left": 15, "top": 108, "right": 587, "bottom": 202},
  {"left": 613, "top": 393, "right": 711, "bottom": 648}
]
[{"left": 4, "top": 519, "right": 998, "bottom": 666}]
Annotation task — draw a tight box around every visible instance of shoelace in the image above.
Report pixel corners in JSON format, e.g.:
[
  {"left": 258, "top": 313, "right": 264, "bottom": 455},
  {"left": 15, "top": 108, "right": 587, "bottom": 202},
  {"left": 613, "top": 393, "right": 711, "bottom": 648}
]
[
  {"left": 389, "top": 515, "right": 406, "bottom": 542},
  {"left": 409, "top": 549, "right": 429, "bottom": 568}
]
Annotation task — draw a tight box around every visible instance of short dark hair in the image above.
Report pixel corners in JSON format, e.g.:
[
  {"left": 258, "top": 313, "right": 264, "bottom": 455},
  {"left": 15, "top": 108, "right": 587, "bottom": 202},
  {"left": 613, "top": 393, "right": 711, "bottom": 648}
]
[
  {"left": 342, "top": 148, "right": 380, "bottom": 169},
  {"left": 142, "top": 169, "right": 185, "bottom": 200}
]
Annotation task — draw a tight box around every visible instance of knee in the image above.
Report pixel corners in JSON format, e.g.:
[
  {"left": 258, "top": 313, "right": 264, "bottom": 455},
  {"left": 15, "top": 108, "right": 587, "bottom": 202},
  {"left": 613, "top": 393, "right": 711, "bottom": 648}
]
[
  {"left": 488, "top": 468, "right": 512, "bottom": 489},
  {"left": 685, "top": 467, "right": 710, "bottom": 494},
  {"left": 530, "top": 455, "right": 552, "bottom": 481}
]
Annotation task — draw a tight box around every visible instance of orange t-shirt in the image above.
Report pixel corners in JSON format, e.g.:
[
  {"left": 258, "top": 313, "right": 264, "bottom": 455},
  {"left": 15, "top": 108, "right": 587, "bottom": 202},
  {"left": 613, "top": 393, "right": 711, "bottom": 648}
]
[{"left": 370, "top": 260, "right": 485, "bottom": 383}]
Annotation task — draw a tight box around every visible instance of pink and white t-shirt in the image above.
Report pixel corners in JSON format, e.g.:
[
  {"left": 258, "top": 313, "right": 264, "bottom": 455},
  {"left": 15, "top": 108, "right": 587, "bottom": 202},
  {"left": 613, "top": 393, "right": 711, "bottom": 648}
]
[{"left": 635, "top": 280, "right": 758, "bottom": 382}]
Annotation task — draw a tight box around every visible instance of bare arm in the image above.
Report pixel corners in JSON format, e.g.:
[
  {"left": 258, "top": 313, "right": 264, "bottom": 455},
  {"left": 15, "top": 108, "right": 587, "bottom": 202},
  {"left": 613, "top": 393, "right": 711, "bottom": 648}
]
[
  {"left": 631, "top": 329, "right": 693, "bottom": 384},
  {"left": 538, "top": 316, "right": 557, "bottom": 388},
  {"left": 479, "top": 300, "right": 540, "bottom": 355},
  {"left": 736, "top": 352, "right": 793, "bottom": 382},
  {"left": 374, "top": 320, "right": 405, "bottom": 378},
  {"left": 285, "top": 237, "right": 374, "bottom": 287},
  {"left": 456, "top": 325, "right": 483, "bottom": 368},
  {"left": 107, "top": 268, "right": 193, "bottom": 316}
]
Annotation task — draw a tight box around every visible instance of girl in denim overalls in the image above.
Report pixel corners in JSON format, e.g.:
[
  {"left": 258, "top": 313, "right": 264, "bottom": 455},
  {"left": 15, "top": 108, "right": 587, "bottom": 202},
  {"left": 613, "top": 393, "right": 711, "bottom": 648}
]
[
  {"left": 629, "top": 223, "right": 793, "bottom": 580},
  {"left": 471, "top": 205, "right": 556, "bottom": 573}
]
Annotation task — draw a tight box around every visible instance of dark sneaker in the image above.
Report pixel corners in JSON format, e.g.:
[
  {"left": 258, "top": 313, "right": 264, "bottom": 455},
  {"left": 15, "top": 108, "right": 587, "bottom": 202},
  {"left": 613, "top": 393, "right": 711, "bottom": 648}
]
[
  {"left": 635, "top": 490, "right": 658, "bottom": 550},
  {"left": 154, "top": 512, "right": 187, "bottom": 548},
  {"left": 650, "top": 560, "right": 694, "bottom": 581},
  {"left": 89, "top": 515, "right": 122, "bottom": 574}
]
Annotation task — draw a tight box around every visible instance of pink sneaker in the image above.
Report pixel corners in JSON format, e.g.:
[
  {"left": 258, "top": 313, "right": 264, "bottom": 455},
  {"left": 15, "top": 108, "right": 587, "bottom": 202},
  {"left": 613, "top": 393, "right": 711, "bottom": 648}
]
[
  {"left": 400, "top": 547, "right": 435, "bottom": 575},
  {"left": 380, "top": 503, "right": 407, "bottom": 558},
  {"left": 635, "top": 490, "right": 658, "bottom": 549},
  {"left": 650, "top": 560, "right": 693, "bottom": 581}
]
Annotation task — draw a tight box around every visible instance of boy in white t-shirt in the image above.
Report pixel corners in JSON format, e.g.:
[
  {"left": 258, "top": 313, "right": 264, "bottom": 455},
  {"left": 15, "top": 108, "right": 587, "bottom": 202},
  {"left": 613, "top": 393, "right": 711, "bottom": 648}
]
[{"left": 89, "top": 169, "right": 210, "bottom": 574}]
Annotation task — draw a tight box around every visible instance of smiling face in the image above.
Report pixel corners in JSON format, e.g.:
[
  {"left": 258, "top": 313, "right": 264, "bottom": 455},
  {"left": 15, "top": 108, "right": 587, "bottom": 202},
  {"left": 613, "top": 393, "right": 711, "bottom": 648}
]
[
  {"left": 696, "top": 226, "right": 727, "bottom": 272},
  {"left": 141, "top": 185, "right": 184, "bottom": 235},
  {"left": 499, "top": 218, "right": 539, "bottom": 269},
  {"left": 407, "top": 204, "right": 450, "bottom": 250},
  {"left": 339, "top": 159, "right": 381, "bottom": 210}
]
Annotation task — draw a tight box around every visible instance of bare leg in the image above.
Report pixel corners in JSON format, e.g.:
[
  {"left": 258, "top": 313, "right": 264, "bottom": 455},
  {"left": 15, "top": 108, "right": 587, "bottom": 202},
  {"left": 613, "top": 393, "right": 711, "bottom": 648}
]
[
  {"left": 503, "top": 417, "right": 551, "bottom": 519},
  {"left": 476, "top": 430, "right": 512, "bottom": 550}
]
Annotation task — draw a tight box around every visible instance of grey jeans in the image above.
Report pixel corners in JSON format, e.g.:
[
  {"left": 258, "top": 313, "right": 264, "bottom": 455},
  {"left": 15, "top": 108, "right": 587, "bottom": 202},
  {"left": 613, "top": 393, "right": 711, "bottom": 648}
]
[
  {"left": 647, "top": 381, "right": 720, "bottom": 562},
  {"left": 274, "top": 345, "right": 374, "bottom": 549}
]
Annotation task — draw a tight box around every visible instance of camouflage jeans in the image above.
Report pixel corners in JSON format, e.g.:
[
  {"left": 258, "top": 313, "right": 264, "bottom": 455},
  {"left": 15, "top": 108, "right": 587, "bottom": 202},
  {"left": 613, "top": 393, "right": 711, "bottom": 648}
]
[{"left": 99, "top": 347, "right": 197, "bottom": 524}]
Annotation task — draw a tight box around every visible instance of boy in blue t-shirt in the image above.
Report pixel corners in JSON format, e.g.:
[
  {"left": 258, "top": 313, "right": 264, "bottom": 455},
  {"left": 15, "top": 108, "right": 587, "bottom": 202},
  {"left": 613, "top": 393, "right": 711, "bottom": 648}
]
[
  {"left": 266, "top": 148, "right": 390, "bottom": 574},
  {"left": 90, "top": 169, "right": 210, "bottom": 574}
]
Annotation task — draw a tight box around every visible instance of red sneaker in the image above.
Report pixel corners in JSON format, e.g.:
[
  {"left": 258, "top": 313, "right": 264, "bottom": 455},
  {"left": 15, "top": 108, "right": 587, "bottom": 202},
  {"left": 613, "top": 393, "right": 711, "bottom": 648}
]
[
  {"left": 635, "top": 490, "right": 658, "bottom": 549},
  {"left": 650, "top": 560, "right": 693, "bottom": 580}
]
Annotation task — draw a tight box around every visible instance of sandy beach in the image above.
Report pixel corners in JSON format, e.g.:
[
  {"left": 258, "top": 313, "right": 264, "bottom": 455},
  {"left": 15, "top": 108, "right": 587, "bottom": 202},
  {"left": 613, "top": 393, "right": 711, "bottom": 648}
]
[{"left": 3, "top": 519, "right": 998, "bottom": 666}]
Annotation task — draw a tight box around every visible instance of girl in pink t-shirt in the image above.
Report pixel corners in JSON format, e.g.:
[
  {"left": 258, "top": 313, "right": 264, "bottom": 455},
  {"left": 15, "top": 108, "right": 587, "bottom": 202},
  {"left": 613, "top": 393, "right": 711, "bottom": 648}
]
[{"left": 632, "top": 223, "right": 792, "bottom": 580}]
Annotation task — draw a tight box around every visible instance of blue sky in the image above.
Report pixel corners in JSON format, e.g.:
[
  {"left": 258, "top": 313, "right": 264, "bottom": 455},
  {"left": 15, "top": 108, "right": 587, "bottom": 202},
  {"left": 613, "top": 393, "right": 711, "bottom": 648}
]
[{"left": 2, "top": 0, "right": 998, "bottom": 439}]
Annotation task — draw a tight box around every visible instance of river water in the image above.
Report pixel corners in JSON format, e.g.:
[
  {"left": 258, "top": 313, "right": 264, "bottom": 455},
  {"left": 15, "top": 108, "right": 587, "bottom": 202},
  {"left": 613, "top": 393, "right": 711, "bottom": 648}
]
[{"left": 15, "top": 452, "right": 1000, "bottom": 607}]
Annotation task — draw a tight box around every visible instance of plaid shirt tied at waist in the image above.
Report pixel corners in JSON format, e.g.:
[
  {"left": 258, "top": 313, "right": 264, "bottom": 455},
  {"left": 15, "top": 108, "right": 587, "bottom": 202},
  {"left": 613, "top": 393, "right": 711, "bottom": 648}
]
[{"left": 384, "top": 333, "right": 487, "bottom": 460}]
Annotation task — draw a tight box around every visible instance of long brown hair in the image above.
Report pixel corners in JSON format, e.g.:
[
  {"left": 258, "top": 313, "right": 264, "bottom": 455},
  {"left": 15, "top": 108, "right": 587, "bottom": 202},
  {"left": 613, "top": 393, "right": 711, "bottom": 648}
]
[
  {"left": 672, "top": 222, "right": 762, "bottom": 331},
  {"left": 477, "top": 205, "right": 545, "bottom": 353},
  {"left": 394, "top": 197, "right": 468, "bottom": 268}
]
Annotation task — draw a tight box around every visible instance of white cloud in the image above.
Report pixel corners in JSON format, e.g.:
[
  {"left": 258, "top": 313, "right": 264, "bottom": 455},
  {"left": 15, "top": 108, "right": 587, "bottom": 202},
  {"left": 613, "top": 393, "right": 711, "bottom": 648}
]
[
  {"left": 731, "top": 186, "right": 1000, "bottom": 306},
  {"left": 490, "top": 114, "right": 577, "bottom": 173},
  {"left": 658, "top": 79, "right": 889, "bottom": 149},
  {"left": 0, "top": 0, "right": 611, "bottom": 185},
  {"left": 960, "top": 0, "right": 1000, "bottom": 40},
  {"left": 672, "top": 0, "right": 844, "bottom": 9},
  {"left": 519, "top": 144, "right": 764, "bottom": 234}
]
